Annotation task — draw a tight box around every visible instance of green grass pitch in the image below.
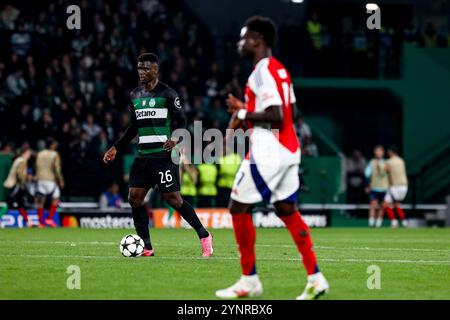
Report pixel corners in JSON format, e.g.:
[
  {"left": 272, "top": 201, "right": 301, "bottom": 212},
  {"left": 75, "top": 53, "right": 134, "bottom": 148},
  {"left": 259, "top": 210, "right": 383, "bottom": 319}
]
[{"left": 0, "top": 227, "right": 449, "bottom": 300}]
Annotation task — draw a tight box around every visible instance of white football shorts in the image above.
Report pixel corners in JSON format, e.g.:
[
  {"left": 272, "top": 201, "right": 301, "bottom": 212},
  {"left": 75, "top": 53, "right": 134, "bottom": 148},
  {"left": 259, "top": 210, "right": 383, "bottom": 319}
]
[
  {"left": 385, "top": 185, "right": 408, "bottom": 203},
  {"left": 36, "top": 180, "right": 61, "bottom": 199},
  {"left": 230, "top": 157, "right": 300, "bottom": 204}
]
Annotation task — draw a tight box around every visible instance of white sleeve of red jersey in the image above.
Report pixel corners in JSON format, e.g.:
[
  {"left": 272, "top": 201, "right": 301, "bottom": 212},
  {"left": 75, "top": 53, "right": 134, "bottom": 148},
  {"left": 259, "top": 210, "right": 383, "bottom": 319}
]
[{"left": 255, "top": 65, "right": 283, "bottom": 110}]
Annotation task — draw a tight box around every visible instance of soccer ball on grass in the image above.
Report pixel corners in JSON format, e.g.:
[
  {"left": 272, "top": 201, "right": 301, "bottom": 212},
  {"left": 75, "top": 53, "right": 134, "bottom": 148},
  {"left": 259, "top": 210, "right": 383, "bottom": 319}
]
[{"left": 119, "top": 234, "right": 145, "bottom": 257}]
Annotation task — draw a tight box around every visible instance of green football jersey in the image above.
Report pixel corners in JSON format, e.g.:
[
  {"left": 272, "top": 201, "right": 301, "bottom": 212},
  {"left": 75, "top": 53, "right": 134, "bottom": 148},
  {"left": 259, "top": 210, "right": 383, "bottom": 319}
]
[{"left": 113, "top": 81, "right": 186, "bottom": 157}]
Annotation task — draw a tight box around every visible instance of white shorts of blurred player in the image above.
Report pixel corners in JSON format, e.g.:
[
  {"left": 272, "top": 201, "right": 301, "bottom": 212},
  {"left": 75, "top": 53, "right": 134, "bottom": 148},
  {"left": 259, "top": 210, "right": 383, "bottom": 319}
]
[
  {"left": 230, "top": 153, "right": 300, "bottom": 204},
  {"left": 36, "top": 180, "right": 61, "bottom": 199},
  {"left": 384, "top": 185, "right": 408, "bottom": 203}
]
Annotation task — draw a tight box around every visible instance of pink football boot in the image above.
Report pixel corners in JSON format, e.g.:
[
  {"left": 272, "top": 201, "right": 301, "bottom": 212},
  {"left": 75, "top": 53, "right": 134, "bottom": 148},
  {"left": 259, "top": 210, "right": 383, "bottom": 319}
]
[
  {"left": 141, "top": 248, "right": 154, "bottom": 257},
  {"left": 200, "top": 233, "right": 213, "bottom": 257}
]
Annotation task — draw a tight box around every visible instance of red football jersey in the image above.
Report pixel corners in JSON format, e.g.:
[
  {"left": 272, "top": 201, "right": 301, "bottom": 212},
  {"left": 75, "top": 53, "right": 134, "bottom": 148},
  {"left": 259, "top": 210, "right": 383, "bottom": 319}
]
[{"left": 244, "top": 56, "right": 299, "bottom": 154}]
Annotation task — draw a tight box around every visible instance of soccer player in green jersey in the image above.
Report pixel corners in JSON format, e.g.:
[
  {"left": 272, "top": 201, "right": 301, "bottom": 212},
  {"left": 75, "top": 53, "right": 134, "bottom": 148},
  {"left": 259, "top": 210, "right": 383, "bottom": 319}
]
[{"left": 103, "top": 53, "right": 213, "bottom": 257}]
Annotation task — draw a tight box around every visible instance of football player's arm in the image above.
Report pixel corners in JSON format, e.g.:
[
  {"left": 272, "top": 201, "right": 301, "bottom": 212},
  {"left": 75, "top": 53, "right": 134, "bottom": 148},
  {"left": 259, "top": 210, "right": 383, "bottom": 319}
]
[
  {"left": 164, "top": 91, "right": 186, "bottom": 151},
  {"left": 230, "top": 68, "right": 289, "bottom": 124},
  {"left": 17, "top": 162, "right": 27, "bottom": 187},
  {"left": 239, "top": 105, "right": 283, "bottom": 123},
  {"left": 104, "top": 104, "right": 138, "bottom": 163},
  {"left": 112, "top": 105, "right": 138, "bottom": 151},
  {"left": 385, "top": 161, "right": 393, "bottom": 186},
  {"left": 226, "top": 95, "right": 282, "bottom": 124},
  {"left": 54, "top": 154, "right": 64, "bottom": 188},
  {"left": 168, "top": 93, "right": 187, "bottom": 132}
]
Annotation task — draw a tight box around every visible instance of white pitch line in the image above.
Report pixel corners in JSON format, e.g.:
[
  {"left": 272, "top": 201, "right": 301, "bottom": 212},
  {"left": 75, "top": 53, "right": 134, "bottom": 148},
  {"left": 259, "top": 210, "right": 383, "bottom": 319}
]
[
  {"left": 1, "top": 253, "right": 450, "bottom": 265},
  {"left": 318, "top": 239, "right": 450, "bottom": 244},
  {"left": 3, "top": 240, "right": 450, "bottom": 254},
  {"left": 314, "top": 245, "right": 450, "bottom": 253}
]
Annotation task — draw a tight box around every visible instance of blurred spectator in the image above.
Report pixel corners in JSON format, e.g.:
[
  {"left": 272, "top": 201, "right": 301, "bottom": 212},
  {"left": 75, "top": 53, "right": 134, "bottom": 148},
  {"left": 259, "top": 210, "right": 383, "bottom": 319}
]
[
  {"left": 306, "top": 13, "right": 323, "bottom": 51},
  {"left": 78, "top": 70, "right": 94, "bottom": 105},
  {"left": 102, "top": 112, "right": 116, "bottom": 142},
  {"left": 422, "top": 23, "right": 447, "bottom": 48},
  {"left": 197, "top": 162, "right": 218, "bottom": 207},
  {"left": 197, "top": 141, "right": 218, "bottom": 207},
  {"left": 92, "top": 70, "right": 108, "bottom": 102},
  {"left": 346, "top": 150, "right": 367, "bottom": 203},
  {"left": 295, "top": 116, "right": 312, "bottom": 146},
  {"left": 403, "top": 21, "right": 424, "bottom": 46},
  {"left": 69, "top": 130, "right": 96, "bottom": 160},
  {"left": 10, "top": 23, "right": 31, "bottom": 56},
  {"left": 0, "top": 0, "right": 434, "bottom": 201},
  {"left": 217, "top": 142, "right": 242, "bottom": 207},
  {"left": 0, "top": 139, "right": 14, "bottom": 154},
  {"left": 82, "top": 114, "right": 102, "bottom": 142},
  {"left": 98, "top": 131, "right": 109, "bottom": 154},
  {"left": 38, "top": 110, "right": 58, "bottom": 141},
  {"left": 0, "top": 4, "right": 20, "bottom": 30},
  {"left": 302, "top": 136, "right": 319, "bottom": 157},
  {"left": 180, "top": 147, "right": 198, "bottom": 206},
  {"left": 207, "top": 99, "right": 229, "bottom": 130},
  {"left": 6, "top": 69, "right": 28, "bottom": 96},
  {"left": 423, "top": 23, "right": 439, "bottom": 47},
  {"left": 99, "top": 182, "right": 123, "bottom": 209}
]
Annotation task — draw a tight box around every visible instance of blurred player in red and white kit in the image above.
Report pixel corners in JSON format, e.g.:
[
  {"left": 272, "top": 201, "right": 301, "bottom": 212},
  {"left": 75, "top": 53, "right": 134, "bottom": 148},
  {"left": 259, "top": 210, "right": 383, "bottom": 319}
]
[{"left": 216, "top": 16, "right": 329, "bottom": 300}]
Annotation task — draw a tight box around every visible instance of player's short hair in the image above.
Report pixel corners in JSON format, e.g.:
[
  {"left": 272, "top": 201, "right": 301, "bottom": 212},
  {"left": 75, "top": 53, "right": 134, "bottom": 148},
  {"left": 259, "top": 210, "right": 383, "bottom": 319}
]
[
  {"left": 19, "top": 145, "right": 30, "bottom": 155},
  {"left": 138, "top": 53, "right": 159, "bottom": 65},
  {"left": 244, "top": 16, "right": 277, "bottom": 47},
  {"left": 46, "top": 137, "right": 57, "bottom": 149},
  {"left": 388, "top": 145, "right": 399, "bottom": 154}
]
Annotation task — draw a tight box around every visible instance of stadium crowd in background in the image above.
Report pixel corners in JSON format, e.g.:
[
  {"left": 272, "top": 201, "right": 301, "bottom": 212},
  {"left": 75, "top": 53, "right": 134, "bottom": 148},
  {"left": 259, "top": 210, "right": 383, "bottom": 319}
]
[
  {"left": 0, "top": 0, "right": 319, "bottom": 201},
  {"left": 0, "top": 0, "right": 430, "bottom": 203},
  {"left": 0, "top": 0, "right": 228, "bottom": 199}
]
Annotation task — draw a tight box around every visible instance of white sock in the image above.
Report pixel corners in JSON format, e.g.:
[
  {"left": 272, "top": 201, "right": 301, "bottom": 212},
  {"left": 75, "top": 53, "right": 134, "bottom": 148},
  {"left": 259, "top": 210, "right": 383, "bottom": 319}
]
[
  {"left": 307, "top": 272, "right": 323, "bottom": 283},
  {"left": 375, "top": 218, "right": 383, "bottom": 227},
  {"left": 241, "top": 274, "right": 260, "bottom": 284},
  {"left": 391, "top": 219, "right": 399, "bottom": 227},
  {"left": 369, "top": 217, "right": 375, "bottom": 227}
]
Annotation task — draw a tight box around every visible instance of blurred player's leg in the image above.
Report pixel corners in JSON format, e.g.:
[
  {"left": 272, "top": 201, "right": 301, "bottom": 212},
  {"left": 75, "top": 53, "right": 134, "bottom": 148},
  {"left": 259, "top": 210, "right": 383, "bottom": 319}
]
[
  {"left": 276, "top": 204, "right": 318, "bottom": 274},
  {"left": 232, "top": 212, "right": 256, "bottom": 275},
  {"left": 18, "top": 208, "right": 29, "bottom": 226},
  {"left": 375, "top": 203, "right": 385, "bottom": 228},
  {"left": 35, "top": 194, "right": 46, "bottom": 228},
  {"left": 129, "top": 187, "right": 154, "bottom": 256},
  {"left": 368, "top": 199, "right": 378, "bottom": 227},
  {"left": 384, "top": 191, "right": 399, "bottom": 228},
  {"left": 384, "top": 205, "right": 398, "bottom": 227},
  {"left": 46, "top": 203, "right": 58, "bottom": 224},
  {"left": 395, "top": 203, "right": 407, "bottom": 227},
  {"left": 13, "top": 187, "right": 29, "bottom": 227},
  {"left": 45, "top": 191, "right": 60, "bottom": 228},
  {"left": 274, "top": 202, "right": 329, "bottom": 300},
  {"left": 216, "top": 201, "right": 263, "bottom": 299},
  {"left": 162, "top": 192, "right": 212, "bottom": 257}
]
